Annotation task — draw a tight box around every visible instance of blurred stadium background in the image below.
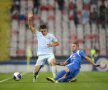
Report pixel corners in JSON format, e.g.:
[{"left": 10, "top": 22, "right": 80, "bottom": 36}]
[
  {"left": 0, "top": 0, "right": 108, "bottom": 89},
  {"left": 0, "top": 0, "right": 108, "bottom": 72}
]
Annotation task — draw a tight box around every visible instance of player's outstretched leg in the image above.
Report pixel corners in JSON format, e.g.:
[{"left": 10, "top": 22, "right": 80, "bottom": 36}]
[
  {"left": 46, "top": 77, "right": 58, "bottom": 83},
  {"left": 46, "top": 70, "right": 67, "bottom": 83},
  {"left": 33, "top": 65, "right": 43, "bottom": 82}
]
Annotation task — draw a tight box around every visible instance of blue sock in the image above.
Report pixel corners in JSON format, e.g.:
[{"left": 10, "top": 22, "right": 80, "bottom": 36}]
[{"left": 54, "top": 70, "right": 66, "bottom": 80}]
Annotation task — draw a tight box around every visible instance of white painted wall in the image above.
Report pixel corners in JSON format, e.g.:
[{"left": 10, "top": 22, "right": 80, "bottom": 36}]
[{"left": 0, "top": 64, "right": 93, "bottom": 73}]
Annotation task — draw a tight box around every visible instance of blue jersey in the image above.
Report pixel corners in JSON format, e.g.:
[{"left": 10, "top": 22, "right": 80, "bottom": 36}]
[
  {"left": 58, "top": 50, "right": 87, "bottom": 82},
  {"left": 66, "top": 50, "right": 86, "bottom": 69}
]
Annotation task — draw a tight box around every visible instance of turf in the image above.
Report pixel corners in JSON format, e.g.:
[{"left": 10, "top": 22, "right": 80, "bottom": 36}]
[{"left": 0, "top": 72, "right": 108, "bottom": 90}]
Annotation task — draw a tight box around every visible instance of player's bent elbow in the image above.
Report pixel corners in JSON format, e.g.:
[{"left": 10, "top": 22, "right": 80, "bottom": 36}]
[{"left": 56, "top": 42, "right": 60, "bottom": 46}]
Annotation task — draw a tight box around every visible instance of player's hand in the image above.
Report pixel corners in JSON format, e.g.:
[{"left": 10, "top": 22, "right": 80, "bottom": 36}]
[
  {"left": 60, "top": 62, "right": 66, "bottom": 66},
  {"left": 56, "top": 62, "right": 66, "bottom": 66},
  {"left": 47, "top": 44, "right": 53, "bottom": 47},
  {"left": 28, "top": 11, "right": 33, "bottom": 18},
  {"left": 94, "top": 64, "right": 100, "bottom": 67}
]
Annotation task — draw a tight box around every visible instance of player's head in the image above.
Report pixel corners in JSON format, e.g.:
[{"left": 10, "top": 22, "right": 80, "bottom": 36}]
[
  {"left": 71, "top": 41, "right": 79, "bottom": 52},
  {"left": 39, "top": 24, "right": 48, "bottom": 36}
]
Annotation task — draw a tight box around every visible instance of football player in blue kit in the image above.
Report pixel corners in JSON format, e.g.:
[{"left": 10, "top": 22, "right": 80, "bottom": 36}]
[{"left": 46, "top": 42, "right": 100, "bottom": 83}]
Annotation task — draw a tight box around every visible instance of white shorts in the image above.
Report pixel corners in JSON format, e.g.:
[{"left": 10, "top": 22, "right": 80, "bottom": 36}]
[{"left": 35, "top": 54, "right": 55, "bottom": 66}]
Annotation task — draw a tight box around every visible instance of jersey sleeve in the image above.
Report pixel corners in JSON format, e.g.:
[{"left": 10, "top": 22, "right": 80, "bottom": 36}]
[
  {"left": 51, "top": 34, "right": 58, "bottom": 42},
  {"left": 36, "top": 31, "right": 43, "bottom": 38},
  {"left": 79, "top": 50, "right": 86, "bottom": 58}
]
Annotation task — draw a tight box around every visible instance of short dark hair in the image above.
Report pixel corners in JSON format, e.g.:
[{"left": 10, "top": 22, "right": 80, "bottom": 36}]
[
  {"left": 39, "top": 24, "right": 48, "bottom": 30},
  {"left": 72, "top": 41, "right": 79, "bottom": 46}
]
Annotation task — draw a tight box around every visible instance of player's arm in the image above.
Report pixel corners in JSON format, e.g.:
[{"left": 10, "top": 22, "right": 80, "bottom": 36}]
[
  {"left": 56, "top": 57, "right": 70, "bottom": 66},
  {"left": 47, "top": 41, "right": 59, "bottom": 47},
  {"left": 27, "top": 12, "right": 36, "bottom": 34},
  {"left": 47, "top": 34, "right": 60, "bottom": 47},
  {"left": 84, "top": 56, "right": 100, "bottom": 67},
  {"left": 56, "top": 61, "right": 67, "bottom": 66}
]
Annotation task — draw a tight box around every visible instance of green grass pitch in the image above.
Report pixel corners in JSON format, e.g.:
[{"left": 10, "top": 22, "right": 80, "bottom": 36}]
[{"left": 0, "top": 72, "right": 108, "bottom": 90}]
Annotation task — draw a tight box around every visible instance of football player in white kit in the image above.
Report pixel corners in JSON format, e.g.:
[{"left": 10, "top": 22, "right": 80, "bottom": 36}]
[{"left": 28, "top": 12, "right": 59, "bottom": 82}]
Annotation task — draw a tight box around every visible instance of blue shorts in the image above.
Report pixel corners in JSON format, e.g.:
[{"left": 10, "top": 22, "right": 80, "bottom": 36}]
[
  {"left": 59, "top": 63, "right": 80, "bottom": 82},
  {"left": 66, "top": 62, "right": 80, "bottom": 72}
]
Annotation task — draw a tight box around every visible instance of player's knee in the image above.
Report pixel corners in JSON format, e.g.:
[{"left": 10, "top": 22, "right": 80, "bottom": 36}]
[
  {"left": 64, "top": 67, "right": 70, "bottom": 72},
  {"left": 50, "top": 59, "right": 56, "bottom": 66}
]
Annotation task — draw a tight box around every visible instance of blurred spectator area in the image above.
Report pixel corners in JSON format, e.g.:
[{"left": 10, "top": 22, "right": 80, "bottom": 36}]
[{"left": 10, "top": 0, "right": 108, "bottom": 58}]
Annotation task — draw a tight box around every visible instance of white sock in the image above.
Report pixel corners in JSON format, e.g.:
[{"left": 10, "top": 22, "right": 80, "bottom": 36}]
[{"left": 51, "top": 66, "right": 57, "bottom": 78}]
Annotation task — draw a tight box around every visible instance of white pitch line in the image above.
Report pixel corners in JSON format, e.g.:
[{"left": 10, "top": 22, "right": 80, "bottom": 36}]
[
  {"left": 0, "top": 78, "right": 11, "bottom": 83},
  {"left": 0, "top": 72, "right": 27, "bottom": 83}
]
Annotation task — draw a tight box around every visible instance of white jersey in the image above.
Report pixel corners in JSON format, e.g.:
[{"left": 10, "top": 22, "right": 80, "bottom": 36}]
[{"left": 36, "top": 31, "right": 58, "bottom": 56}]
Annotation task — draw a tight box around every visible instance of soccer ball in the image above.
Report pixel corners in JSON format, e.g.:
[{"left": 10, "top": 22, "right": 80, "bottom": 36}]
[{"left": 13, "top": 72, "right": 21, "bottom": 81}]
